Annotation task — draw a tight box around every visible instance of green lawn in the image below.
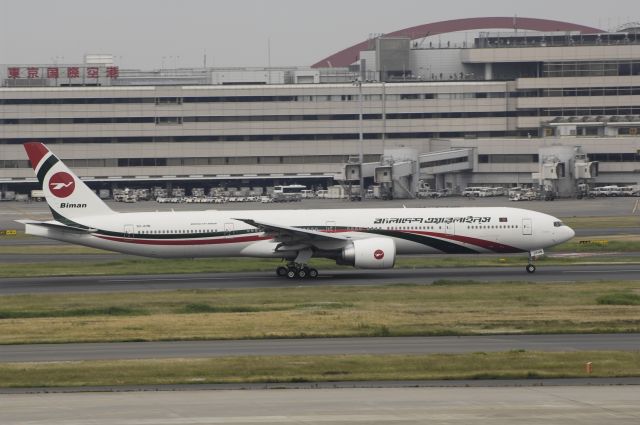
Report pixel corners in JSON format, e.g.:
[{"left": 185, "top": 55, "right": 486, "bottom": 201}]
[
  {"left": 1, "top": 281, "right": 639, "bottom": 344},
  {"left": 1, "top": 351, "right": 637, "bottom": 388}
]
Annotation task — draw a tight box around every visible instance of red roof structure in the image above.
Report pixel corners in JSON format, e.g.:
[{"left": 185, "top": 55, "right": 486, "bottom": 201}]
[{"left": 312, "top": 17, "right": 603, "bottom": 68}]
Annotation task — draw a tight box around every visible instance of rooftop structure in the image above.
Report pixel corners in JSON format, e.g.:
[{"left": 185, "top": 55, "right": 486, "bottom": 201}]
[
  {"left": 1, "top": 17, "right": 638, "bottom": 198},
  {"left": 312, "top": 17, "right": 603, "bottom": 68}
]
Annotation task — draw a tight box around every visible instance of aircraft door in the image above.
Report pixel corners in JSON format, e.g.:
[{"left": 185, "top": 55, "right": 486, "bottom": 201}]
[
  {"left": 124, "top": 224, "right": 135, "bottom": 238},
  {"left": 224, "top": 222, "right": 234, "bottom": 236},
  {"left": 326, "top": 220, "right": 336, "bottom": 233},
  {"left": 522, "top": 218, "right": 532, "bottom": 235},
  {"left": 445, "top": 222, "right": 455, "bottom": 235}
]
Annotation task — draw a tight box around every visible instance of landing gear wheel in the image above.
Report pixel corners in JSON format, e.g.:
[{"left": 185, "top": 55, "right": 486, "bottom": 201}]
[
  {"left": 526, "top": 264, "right": 536, "bottom": 274},
  {"left": 297, "top": 268, "right": 307, "bottom": 279},
  {"left": 276, "top": 266, "right": 288, "bottom": 277},
  {"left": 308, "top": 268, "right": 319, "bottom": 278},
  {"left": 286, "top": 268, "right": 297, "bottom": 279}
]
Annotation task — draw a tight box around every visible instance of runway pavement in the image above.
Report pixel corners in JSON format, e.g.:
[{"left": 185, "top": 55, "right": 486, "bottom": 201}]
[
  {"left": 1, "top": 264, "right": 639, "bottom": 294},
  {"left": 1, "top": 334, "right": 639, "bottom": 363},
  {"left": 2, "top": 386, "right": 639, "bottom": 425}
]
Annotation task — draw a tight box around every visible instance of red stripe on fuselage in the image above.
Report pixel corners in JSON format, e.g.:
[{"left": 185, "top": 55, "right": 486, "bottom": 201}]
[
  {"left": 95, "top": 234, "right": 271, "bottom": 245},
  {"left": 95, "top": 229, "right": 522, "bottom": 252}
]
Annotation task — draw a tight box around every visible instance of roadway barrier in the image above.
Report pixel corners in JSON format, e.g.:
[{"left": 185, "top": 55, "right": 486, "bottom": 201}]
[{"left": 578, "top": 240, "right": 608, "bottom": 246}]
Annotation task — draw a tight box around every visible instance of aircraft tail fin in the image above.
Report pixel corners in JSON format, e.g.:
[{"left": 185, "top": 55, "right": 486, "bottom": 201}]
[{"left": 23, "top": 142, "right": 115, "bottom": 223}]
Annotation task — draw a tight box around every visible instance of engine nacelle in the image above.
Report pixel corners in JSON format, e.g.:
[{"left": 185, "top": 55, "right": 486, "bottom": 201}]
[{"left": 341, "top": 237, "right": 396, "bottom": 269}]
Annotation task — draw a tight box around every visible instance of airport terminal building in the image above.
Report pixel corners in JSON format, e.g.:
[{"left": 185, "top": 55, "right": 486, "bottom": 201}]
[{"left": 1, "top": 17, "right": 639, "bottom": 197}]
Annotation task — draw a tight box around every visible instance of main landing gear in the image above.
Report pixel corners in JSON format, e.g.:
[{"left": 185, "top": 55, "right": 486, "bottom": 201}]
[{"left": 276, "top": 263, "right": 319, "bottom": 279}]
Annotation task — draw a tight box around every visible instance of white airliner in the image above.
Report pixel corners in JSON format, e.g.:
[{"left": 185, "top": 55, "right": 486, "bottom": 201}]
[{"left": 19, "top": 142, "right": 575, "bottom": 278}]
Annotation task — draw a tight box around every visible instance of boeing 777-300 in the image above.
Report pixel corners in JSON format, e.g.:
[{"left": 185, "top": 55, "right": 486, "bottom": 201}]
[{"left": 19, "top": 142, "right": 575, "bottom": 278}]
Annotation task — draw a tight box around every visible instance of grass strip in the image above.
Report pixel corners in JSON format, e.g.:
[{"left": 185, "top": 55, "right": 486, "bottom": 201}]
[
  {"left": 596, "top": 293, "right": 640, "bottom": 306},
  {"left": 1, "top": 281, "right": 639, "bottom": 344},
  {"left": 0, "top": 306, "right": 145, "bottom": 319},
  {"left": 549, "top": 238, "right": 640, "bottom": 253},
  {"left": 0, "top": 245, "right": 109, "bottom": 255},
  {"left": 0, "top": 351, "right": 638, "bottom": 388},
  {"left": 561, "top": 216, "right": 640, "bottom": 229}
]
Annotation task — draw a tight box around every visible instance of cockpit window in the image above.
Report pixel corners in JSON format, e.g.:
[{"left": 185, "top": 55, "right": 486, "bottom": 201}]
[{"left": 553, "top": 221, "right": 564, "bottom": 227}]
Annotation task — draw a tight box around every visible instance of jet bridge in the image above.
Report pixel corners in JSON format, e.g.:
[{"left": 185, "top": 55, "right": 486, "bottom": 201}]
[
  {"left": 418, "top": 149, "right": 473, "bottom": 191},
  {"left": 339, "top": 148, "right": 419, "bottom": 199},
  {"left": 418, "top": 149, "right": 473, "bottom": 175},
  {"left": 342, "top": 161, "right": 379, "bottom": 182}
]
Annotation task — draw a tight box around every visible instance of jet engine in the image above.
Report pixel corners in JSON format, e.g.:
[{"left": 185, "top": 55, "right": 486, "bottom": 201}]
[{"left": 341, "top": 237, "right": 396, "bottom": 269}]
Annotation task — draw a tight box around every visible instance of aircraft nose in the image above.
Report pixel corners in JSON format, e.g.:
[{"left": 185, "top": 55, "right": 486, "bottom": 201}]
[
  {"left": 556, "top": 225, "right": 575, "bottom": 243},
  {"left": 550, "top": 217, "right": 575, "bottom": 244}
]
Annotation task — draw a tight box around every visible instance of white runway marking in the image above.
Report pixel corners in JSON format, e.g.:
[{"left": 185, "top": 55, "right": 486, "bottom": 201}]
[
  {"left": 101, "top": 276, "right": 273, "bottom": 282},
  {"left": 566, "top": 269, "right": 640, "bottom": 273}
]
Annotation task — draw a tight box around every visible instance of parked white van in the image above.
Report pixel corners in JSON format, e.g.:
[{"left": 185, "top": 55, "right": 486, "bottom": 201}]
[{"left": 462, "top": 186, "right": 484, "bottom": 197}]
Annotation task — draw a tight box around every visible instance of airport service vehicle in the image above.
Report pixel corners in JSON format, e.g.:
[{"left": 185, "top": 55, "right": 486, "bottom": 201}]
[
  {"left": 621, "top": 186, "right": 640, "bottom": 197},
  {"left": 591, "top": 186, "right": 623, "bottom": 197},
  {"left": 462, "top": 186, "right": 484, "bottom": 197},
  {"left": 272, "top": 184, "right": 305, "bottom": 202},
  {"left": 599, "top": 186, "right": 623, "bottom": 197},
  {"left": 19, "top": 143, "right": 575, "bottom": 278}
]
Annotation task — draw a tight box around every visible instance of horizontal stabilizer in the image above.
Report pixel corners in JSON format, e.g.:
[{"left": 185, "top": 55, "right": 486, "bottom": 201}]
[{"left": 16, "top": 219, "right": 96, "bottom": 234}]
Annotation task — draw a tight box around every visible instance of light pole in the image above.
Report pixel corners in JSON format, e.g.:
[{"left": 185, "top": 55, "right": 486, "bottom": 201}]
[
  {"left": 381, "top": 82, "right": 386, "bottom": 154},
  {"left": 355, "top": 79, "right": 364, "bottom": 200}
]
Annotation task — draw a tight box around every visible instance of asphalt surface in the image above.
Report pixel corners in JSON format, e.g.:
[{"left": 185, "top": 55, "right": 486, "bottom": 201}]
[
  {"left": 3, "top": 386, "right": 640, "bottom": 425},
  {"left": 1, "top": 264, "right": 639, "bottom": 294},
  {"left": 3, "top": 377, "right": 640, "bottom": 394},
  {"left": 2, "top": 334, "right": 639, "bottom": 363}
]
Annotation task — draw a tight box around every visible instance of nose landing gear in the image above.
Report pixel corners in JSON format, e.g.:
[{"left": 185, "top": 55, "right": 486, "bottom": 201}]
[
  {"left": 276, "top": 263, "right": 319, "bottom": 279},
  {"left": 526, "top": 249, "right": 543, "bottom": 273}
]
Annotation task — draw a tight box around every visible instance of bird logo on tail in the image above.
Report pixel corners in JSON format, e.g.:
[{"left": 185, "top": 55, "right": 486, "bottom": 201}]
[{"left": 48, "top": 172, "right": 75, "bottom": 198}]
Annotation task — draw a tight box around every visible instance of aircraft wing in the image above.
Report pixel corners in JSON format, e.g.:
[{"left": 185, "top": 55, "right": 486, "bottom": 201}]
[
  {"left": 16, "top": 220, "right": 96, "bottom": 234},
  {"left": 233, "top": 218, "right": 347, "bottom": 243}
]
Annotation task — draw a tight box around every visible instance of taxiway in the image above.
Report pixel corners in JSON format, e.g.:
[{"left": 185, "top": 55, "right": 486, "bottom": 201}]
[
  {"left": 1, "top": 333, "right": 638, "bottom": 363},
  {"left": 2, "top": 386, "right": 639, "bottom": 425}
]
